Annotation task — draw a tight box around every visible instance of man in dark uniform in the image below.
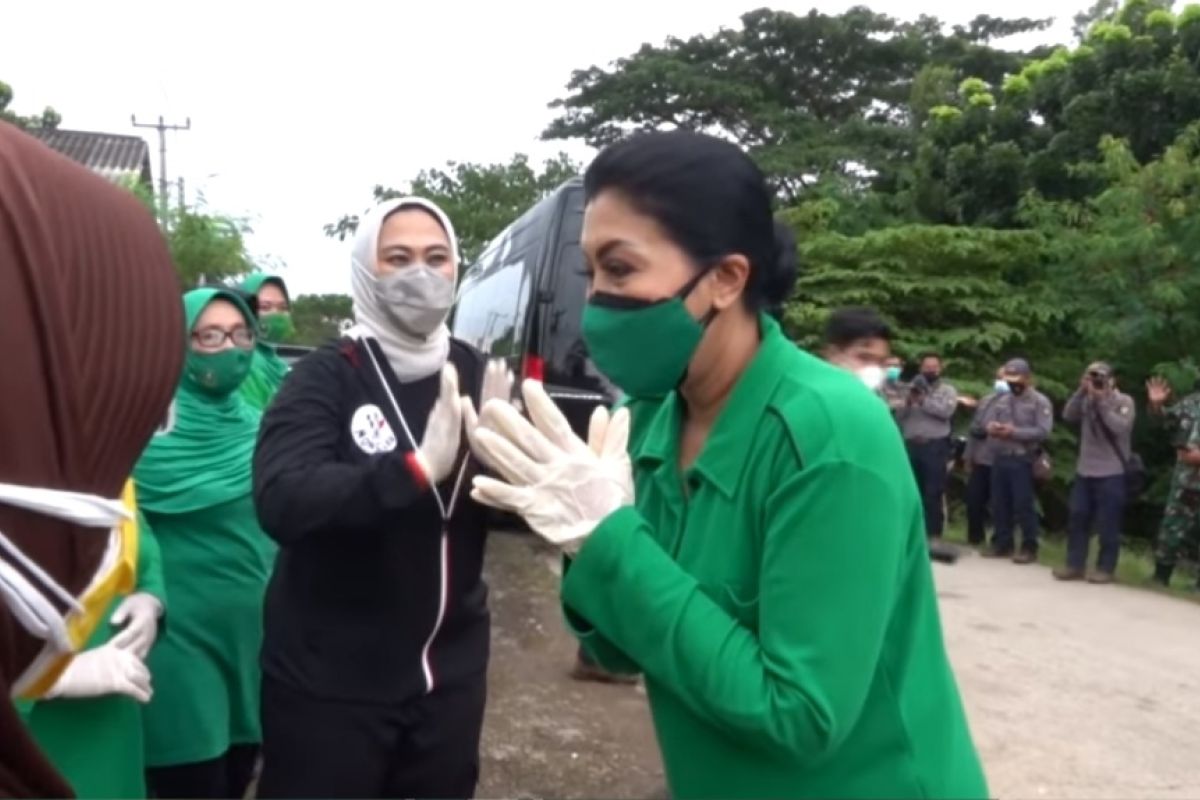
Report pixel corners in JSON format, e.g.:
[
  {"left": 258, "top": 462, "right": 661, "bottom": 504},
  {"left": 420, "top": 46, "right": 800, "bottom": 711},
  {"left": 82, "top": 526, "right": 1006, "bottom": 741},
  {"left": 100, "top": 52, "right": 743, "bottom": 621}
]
[{"left": 974, "top": 358, "right": 1053, "bottom": 563}]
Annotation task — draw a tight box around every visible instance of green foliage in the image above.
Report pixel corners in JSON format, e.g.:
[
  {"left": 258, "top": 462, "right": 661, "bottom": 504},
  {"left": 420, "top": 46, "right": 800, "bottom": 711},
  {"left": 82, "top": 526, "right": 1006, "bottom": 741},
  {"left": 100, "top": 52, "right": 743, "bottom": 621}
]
[
  {"left": 912, "top": 0, "right": 1200, "bottom": 227},
  {"left": 167, "top": 208, "right": 256, "bottom": 288},
  {"left": 783, "top": 225, "right": 1060, "bottom": 373},
  {"left": 291, "top": 294, "right": 353, "bottom": 347},
  {"left": 325, "top": 153, "right": 579, "bottom": 264},
  {"left": 0, "top": 80, "right": 61, "bottom": 130},
  {"left": 543, "top": 8, "right": 1049, "bottom": 201}
]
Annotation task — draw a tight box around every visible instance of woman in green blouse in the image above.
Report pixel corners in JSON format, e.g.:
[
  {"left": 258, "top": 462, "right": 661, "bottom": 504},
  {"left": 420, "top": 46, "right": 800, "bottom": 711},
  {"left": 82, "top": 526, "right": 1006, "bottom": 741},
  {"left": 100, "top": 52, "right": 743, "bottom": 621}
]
[{"left": 467, "top": 131, "right": 988, "bottom": 799}]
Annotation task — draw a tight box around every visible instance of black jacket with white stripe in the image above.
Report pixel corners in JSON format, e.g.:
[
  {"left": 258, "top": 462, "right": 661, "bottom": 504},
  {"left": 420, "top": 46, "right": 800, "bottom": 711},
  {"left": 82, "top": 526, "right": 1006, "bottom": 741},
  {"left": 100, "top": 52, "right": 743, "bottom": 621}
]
[{"left": 253, "top": 336, "right": 489, "bottom": 704}]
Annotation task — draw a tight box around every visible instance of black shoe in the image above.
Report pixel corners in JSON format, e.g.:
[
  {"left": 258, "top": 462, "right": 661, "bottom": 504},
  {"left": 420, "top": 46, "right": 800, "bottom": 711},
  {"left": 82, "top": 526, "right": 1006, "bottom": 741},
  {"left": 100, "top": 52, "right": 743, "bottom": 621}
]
[
  {"left": 1153, "top": 562, "right": 1174, "bottom": 587},
  {"left": 929, "top": 539, "right": 960, "bottom": 564}
]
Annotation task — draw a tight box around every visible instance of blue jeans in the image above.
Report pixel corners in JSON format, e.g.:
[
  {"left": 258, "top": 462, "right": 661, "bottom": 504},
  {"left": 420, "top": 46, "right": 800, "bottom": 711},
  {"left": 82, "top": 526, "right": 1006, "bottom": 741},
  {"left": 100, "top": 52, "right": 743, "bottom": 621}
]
[
  {"left": 991, "top": 456, "right": 1038, "bottom": 554},
  {"left": 1067, "top": 475, "right": 1127, "bottom": 573}
]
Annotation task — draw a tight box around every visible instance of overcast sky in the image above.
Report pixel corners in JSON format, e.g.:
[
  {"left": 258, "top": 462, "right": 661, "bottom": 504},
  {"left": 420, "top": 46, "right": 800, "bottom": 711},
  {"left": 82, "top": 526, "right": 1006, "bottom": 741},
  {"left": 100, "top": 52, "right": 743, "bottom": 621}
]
[{"left": 4, "top": 1, "right": 1082, "bottom": 295}]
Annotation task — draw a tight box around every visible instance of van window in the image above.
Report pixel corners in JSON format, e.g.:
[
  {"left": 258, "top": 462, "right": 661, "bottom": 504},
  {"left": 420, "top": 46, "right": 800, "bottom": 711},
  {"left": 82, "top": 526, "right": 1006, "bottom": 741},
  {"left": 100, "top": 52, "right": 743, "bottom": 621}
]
[
  {"left": 542, "top": 241, "right": 591, "bottom": 381},
  {"left": 453, "top": 231, "right": 523, "bottom": 356},
  {"left": 452, "top": 216, "right": 544, "bottom": 357}
]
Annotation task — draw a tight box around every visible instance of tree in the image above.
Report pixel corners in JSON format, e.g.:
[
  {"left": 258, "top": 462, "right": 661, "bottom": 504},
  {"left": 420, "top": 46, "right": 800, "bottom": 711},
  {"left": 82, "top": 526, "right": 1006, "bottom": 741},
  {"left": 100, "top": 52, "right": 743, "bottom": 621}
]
[
  {"left": 326, "top": 153, "right": 580, "bottom": 264},
  {"left": 1073, "top": 0, "right": 1121, "bottom": 39},
  {"left": 542, "top": 8, "right": 1049, "bottom": 201},
  {"left": 782, "top": 216, "right": 1065, "bottom": 393},
  {"left": 116, "top": 175, "right": 258, "bottom": 288},
  {"left": 912, "top": 0, "right": 1199, "bottom": 225},
  {"left": 291, "top": 294, "right": 354, "bottom": 346},
  {"left": 0, "top": 80, "right": 61, "bottom": 130}
]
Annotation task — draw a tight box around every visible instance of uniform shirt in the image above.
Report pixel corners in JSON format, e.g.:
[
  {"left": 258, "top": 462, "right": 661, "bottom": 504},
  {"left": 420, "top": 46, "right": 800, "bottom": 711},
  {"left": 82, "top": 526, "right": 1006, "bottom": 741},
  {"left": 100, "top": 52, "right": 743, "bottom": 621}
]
[
  {"left": 253, "top": 337, "right": 489, "bottom": 704},
  {"left": 878, "top": 380, "right": 908, "bottom": 418},
  {"left": 1171, "top": 405, "right": 1200, "bottom": 490},
  {"left": 561, "top": 316, "right": 987, "bottom": 800},
  {"left": 897, "top": 380, "right": 958, "bottom": 441},
  {"left": 975, "top": 388, "right": 1053, "bottom": 459},
  {"left": 965, "top": 392, "right": 1002, "bottom": 467},
  {"left": 1163, "top": 391, "right": 1200, "bottom": 448},
  {"left": 1062, "top": 389, "right": 1135, "bottom": 478}
]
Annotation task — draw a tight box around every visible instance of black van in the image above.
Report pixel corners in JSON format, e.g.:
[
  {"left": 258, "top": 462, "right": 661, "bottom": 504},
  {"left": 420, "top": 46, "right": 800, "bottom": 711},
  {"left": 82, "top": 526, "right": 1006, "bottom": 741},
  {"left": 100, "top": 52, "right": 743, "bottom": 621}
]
[{"left": 451, "top": 178, "right": 619, "bottom": 437}]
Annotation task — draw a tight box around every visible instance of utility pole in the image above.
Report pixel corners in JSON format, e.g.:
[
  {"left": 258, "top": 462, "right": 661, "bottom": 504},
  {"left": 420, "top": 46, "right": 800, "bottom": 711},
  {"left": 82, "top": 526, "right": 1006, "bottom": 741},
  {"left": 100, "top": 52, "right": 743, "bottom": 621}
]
[
  {"left": 131, "top": 114, "right": 190, "bottom": 227},
  {"left": 176, "top": 177, "right": 185, "bottom": 213}
]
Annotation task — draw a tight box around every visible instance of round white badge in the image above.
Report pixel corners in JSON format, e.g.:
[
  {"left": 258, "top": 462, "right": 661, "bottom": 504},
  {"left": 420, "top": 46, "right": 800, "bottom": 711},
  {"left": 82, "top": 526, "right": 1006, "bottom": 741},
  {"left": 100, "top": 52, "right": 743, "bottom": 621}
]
[{"left": 350, "top": 403, "right": 398, "bottom": 454}]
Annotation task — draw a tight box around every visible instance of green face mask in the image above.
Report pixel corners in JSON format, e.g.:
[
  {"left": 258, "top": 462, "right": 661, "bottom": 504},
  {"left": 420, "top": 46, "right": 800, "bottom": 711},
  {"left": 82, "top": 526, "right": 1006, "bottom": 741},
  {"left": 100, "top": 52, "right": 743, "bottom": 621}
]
[
  {"left": 185, "top": 348, "right": 252, "bottom": 397},
  {"left": 581, "top": 270, "right": 715, "bottom": 399},
  {"left": 260, "top": 312, "right": 295, "bottom": 343}
]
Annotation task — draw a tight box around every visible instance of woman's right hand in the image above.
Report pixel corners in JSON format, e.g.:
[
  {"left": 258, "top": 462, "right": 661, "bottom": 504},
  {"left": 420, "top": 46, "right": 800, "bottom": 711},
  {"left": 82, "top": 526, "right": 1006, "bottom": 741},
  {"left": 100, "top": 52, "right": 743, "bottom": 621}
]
[{"left": 415, "top": 365, "right": 463, "bottom": 485}]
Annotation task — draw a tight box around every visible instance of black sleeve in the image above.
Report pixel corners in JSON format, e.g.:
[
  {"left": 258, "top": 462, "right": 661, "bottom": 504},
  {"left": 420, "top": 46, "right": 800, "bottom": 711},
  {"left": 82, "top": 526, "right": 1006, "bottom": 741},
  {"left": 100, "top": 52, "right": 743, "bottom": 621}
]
[{"left": 253, "top": 344, "right": 429, "bottom": 546}]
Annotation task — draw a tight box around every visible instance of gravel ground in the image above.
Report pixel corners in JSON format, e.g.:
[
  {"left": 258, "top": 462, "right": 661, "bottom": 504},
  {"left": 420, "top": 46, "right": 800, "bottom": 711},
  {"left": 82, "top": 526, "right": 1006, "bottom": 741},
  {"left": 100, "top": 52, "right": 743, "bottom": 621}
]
[{"left": 478, "top": 532, "right": 1200, "bottom": 799}]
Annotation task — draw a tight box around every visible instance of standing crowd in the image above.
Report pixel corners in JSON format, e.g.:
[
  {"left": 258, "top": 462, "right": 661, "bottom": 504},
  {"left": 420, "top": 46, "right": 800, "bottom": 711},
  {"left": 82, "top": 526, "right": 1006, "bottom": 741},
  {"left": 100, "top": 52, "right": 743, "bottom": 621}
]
[{"left": 821, "top": 306, "right": 1199, "bottom": 588}]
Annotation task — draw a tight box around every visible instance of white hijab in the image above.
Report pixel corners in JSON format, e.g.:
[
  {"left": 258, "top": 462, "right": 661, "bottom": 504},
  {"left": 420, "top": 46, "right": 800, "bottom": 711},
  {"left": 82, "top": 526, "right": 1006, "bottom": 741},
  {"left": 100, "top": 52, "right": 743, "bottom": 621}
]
[{"left": 347, "top": 197, "right": 460, "bottom": 383}]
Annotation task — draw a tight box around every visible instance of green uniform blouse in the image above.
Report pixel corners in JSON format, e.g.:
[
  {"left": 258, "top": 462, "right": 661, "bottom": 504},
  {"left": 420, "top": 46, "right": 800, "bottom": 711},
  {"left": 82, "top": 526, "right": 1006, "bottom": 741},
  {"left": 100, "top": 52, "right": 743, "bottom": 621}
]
[{"left": 562, "top": 315, "right": 987, "bottom": 799}]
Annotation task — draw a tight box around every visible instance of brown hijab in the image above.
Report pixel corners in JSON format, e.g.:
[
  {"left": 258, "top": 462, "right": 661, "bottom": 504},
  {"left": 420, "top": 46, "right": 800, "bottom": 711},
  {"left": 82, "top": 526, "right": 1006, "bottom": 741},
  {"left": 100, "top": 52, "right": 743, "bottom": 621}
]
[{"left": 0, "top": 122, "right": 184, "bottom": 797}]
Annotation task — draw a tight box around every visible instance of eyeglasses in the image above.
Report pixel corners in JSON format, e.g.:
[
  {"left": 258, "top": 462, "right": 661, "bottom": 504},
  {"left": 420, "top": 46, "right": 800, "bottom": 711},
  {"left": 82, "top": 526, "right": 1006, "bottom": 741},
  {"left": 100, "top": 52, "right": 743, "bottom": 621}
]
[{"left": 191, "top": 326, "right": 255, "bottom": 349}]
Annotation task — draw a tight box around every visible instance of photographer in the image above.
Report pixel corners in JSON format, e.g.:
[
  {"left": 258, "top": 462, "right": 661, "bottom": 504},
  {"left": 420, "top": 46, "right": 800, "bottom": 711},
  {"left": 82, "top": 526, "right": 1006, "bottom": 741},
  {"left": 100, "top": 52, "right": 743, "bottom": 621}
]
[
  {"left": 1055, "top": 363, "right": 1135, "bottom": 584},
  {"left": 898, "top": 353, "right": 958, "bottom": 541}
]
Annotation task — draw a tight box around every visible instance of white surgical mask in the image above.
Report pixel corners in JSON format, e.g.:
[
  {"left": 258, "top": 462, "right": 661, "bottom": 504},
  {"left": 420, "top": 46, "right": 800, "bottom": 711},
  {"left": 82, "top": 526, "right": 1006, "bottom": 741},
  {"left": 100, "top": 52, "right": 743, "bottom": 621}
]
[
  {"left": 375, "top": 265, "right": 455, "bottom": 338},
  {"left": 994, "top": 379, "right": 1010, "bottom": 393},
  {"left": 858, "top": 365, "right": 885, "bottom": 390},
  {"left": 0, "top": 481, "right": 138, "bottom": 699}
]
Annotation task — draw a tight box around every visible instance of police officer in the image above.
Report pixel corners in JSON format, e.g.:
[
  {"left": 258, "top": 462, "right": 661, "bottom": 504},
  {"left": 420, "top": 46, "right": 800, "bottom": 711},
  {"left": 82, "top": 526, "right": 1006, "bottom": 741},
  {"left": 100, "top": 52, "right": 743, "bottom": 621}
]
[
  {"left": 974, "top": 358, "right": 1053, "bottom": 563},
  {"left": 1055, "top": 362, "right": 1135, "bottom": 583},
  {"left": 1147, "top": 375, "right": 1200, "bottom": 588},
  {"left": 898, "top": 353, "right": 958, "bottom": 541},
  {"left": 964, "top": 367, "right": 1007, "bottom": 546}
]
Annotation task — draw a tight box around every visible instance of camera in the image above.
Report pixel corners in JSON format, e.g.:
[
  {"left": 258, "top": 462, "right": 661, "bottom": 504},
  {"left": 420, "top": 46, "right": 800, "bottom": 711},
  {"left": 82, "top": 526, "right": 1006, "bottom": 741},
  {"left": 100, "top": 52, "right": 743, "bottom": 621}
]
[
  {"left": 909, "top": 374, "right": 930, "bottom": 394},
  {"left": 1088, "top": 371, "right": 1108, "bottom": 390}
]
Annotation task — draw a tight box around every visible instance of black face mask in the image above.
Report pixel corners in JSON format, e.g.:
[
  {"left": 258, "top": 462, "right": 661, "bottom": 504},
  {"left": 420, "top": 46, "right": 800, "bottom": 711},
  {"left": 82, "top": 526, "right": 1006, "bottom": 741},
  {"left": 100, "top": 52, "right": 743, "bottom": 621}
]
[
  {"left": 1008, "top": 381, "right": 1026, "bottom": 395},
  {"left": 922, "top": 371, "right": 940, "bottom": 384}
]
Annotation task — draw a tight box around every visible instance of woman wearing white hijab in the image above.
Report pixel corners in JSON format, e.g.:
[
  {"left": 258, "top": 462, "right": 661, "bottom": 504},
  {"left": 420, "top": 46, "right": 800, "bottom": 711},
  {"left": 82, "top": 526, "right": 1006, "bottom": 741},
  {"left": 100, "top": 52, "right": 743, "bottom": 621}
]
[{"left": 253, "top": 197, "right": 511, "bottom": 799}]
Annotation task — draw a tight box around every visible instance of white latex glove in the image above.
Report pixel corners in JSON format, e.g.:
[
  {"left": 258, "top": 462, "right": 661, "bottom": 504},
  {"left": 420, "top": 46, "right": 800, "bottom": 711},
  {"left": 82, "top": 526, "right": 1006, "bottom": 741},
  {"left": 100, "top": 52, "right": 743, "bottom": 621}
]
[
  {"left": 470, "top": 380, "right": 633, "bottom": 553},
  {"left": 43, "top": 643, "right": 153, "bottom": 703},
  {"left": 109, "top": 592, "right": 164, "bottom": 660},
  {"left": 414, "top": 364, "right": 464, "bottom": 485},
  {"left": 461, "top": 360, "right": 515, "bottom": 463}
]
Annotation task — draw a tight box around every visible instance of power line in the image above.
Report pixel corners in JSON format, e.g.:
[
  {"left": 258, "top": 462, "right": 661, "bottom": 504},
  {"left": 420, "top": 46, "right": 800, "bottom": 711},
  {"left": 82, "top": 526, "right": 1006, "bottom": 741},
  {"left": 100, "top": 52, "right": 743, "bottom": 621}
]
[{"left": 131, "top": 114, "right": 191, "bottom": 226}]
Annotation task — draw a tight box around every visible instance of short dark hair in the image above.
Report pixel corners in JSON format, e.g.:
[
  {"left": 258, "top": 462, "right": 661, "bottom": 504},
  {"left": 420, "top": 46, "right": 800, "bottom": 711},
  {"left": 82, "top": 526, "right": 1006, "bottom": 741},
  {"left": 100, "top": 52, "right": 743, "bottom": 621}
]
[
  {"left": 824, "top": 306, "right": 891, "bottom": 348},
  {"left": 583, "top": 131, "right": 798, "bottom": 313}
]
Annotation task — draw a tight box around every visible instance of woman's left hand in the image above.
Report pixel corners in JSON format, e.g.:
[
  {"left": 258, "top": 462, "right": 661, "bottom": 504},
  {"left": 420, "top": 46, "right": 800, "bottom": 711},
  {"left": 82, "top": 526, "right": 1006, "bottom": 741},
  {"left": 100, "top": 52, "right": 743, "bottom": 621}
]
[
  {"left": 461, "top": 359, "right": 515, "bottom": 462},
  {"left": 108, "top": 592, "right": 164, "bottom": 660},
  {"left": 469, "top": 380, "right": 633, "bottom": 553}
]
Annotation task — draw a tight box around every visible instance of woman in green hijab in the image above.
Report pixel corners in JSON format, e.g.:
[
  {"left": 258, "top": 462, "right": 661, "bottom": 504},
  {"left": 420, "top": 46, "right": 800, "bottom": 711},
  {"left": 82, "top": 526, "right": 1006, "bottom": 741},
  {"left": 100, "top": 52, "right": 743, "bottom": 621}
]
[
  {"left": 239, "top": 273, "right": 294, "bottom": 411},
  {"left": 134, "top": 288, "right": 276, "bottom": 799}
]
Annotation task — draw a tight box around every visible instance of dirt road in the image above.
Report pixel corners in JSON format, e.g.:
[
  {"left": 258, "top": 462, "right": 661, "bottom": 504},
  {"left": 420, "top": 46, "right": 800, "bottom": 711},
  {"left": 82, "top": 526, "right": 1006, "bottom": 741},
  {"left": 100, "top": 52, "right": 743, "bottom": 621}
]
[{"left": 478, "top": 533, "right": 1200, "bottom": 799}]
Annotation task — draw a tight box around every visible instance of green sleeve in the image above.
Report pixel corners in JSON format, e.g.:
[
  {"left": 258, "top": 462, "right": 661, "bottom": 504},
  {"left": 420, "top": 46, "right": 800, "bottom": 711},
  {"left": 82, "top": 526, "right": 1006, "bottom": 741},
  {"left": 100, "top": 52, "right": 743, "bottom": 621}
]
[
  {"left": 554, "top": 394, "right": 658, "bottom": 675},
  {"left": 135, "top": 510, "right": 168, "bottom": 609},
  {"left": 561, "top": 461, "right": 907, "bottom": 764},
  {"left": 560, "top": 562, "right": 641, "bottom": 676}
]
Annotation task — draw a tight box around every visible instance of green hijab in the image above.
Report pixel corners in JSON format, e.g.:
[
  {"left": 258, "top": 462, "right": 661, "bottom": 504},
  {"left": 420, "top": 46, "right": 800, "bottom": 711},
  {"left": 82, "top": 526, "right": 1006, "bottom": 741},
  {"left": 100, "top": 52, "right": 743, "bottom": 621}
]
[
  {"left": 134, "top": 288, "right": 262, "bottom": 515},
  {"left": 239, "top": 273, "right": 292, "bottom": 411}
]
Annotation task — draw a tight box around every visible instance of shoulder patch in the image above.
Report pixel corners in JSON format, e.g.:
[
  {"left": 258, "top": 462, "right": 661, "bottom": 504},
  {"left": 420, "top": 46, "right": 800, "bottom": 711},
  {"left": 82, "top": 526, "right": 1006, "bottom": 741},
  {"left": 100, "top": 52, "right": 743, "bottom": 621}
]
[{"left": 350, "top": 403, "right": 398, "bottom": 454}]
